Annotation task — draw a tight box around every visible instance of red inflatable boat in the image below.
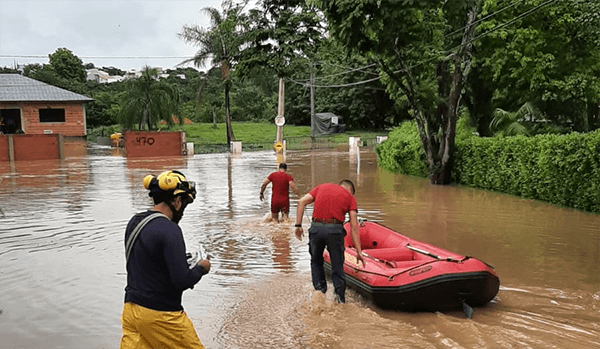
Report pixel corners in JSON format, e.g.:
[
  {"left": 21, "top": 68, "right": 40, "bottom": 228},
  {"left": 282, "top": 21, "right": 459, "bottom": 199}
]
[{"left": 324, "top": 221, "right": 500, "bottom": 313}]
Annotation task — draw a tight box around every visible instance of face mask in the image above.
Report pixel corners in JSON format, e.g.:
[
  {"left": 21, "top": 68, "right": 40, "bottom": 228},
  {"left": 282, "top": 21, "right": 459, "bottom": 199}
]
[{"left": 168, "top": 197, "right": 187, "bottom": 224}]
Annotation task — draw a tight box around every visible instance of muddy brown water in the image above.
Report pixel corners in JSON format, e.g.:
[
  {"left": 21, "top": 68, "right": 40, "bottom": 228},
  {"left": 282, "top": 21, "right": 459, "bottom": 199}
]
[{"left": 0, "top": 146, "right": 598, "bottom": 348}]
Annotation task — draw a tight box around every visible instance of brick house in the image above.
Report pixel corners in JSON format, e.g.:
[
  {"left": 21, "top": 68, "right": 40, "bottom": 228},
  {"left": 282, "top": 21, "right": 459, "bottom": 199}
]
[{"left": 0, "top": 74, "right": 93, "bottom": 138}]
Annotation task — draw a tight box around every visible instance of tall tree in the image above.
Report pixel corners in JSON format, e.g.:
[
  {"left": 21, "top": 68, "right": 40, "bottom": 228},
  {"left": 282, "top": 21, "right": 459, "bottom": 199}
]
[
  {"left": 48, "top": 48, "right": 87, "bottom": 83},
  {"left": 238, "top": 0, "right": 325, "bottom": 137},
  {"left": 119, "top": 67, "right": 180, "bottom": 131},
  {"left": 22, "top": 63, "right": 63, "bottom": 87},
  {"left": 465, "top": 0, "right": 600, "bottom": 135},
  {"left": 314, "top": 0, "right": 481, "bottom": 184},
  {"left": 239, "top": 0, "right": 324, "bottom": 78},
  {"left": 179, "top": 0, "right": 245, "bottom": 145}
]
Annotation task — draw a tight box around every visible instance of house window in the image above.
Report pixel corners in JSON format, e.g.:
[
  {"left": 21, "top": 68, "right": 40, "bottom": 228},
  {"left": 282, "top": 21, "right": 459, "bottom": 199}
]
[
  {"left": 39, "top": 108, "right": 66, "bottom": 123},
  {"left": 1, "top": 108, "right": 22, "bottom": 134}
]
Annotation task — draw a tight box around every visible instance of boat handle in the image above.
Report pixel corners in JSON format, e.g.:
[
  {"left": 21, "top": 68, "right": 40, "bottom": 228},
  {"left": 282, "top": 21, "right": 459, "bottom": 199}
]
[{"left": 406, "top": 244, "right": 461, "bottom": 263}]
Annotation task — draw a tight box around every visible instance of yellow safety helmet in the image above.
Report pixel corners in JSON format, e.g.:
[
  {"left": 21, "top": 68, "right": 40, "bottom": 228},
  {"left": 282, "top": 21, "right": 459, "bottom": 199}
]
[{"left": 143, "top": 170, "right": 196, "bottom": 203}]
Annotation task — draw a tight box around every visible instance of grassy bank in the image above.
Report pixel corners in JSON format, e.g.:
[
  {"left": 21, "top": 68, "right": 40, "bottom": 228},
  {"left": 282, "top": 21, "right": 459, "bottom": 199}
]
[
  {"left": 183, "top": 123, "right": 310, "bottom": 144},
  {"left": 89, "top": 123, "right": 386, "bottom": 145},
  {"left": 184, "top": 123, "right": 385, "bottom": 145}
]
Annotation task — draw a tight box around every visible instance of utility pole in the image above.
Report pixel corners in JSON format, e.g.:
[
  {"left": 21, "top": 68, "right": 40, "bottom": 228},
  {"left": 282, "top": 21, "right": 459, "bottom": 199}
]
[
  {"left": 310, "top": 65, "right": 315, "bottom": 149},
  {"left": 274, "top": 78, "right": 285, "bottom": 153},
  {"left": 310, "top": 64, "right": 315, "bottom": 136}
]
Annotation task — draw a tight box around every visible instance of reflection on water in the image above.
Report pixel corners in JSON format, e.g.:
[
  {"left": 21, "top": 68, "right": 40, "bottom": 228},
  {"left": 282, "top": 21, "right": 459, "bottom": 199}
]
[{"left": 0, "top": 148, "right": 599, "bottom": 348}]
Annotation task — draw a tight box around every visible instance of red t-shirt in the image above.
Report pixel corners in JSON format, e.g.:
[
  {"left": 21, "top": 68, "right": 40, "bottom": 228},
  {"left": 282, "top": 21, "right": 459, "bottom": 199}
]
[
  {"left": 310, "top": 183, "right": 357, "bottom": 223},
  {"left": 268, "top": 171, "right": 294, "bottom": 201}
]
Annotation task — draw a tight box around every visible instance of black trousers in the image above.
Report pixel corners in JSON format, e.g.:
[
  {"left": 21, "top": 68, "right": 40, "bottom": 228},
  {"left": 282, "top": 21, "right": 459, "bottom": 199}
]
[{"left": 308, "top": 223, "right": 346, "bottom": 301}]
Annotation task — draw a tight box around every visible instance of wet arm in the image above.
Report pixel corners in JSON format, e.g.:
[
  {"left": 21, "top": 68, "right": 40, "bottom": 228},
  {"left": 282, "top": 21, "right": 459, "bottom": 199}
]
[
  {"left": 260, "top": 178, "right": 271, "bottom": 200},
  {"left": 294, "top": 193, "right": 314, "bottom": 240},
  {"left": 349, "top": 210, "right": 364, "bottom": 265},
  {"left": 289, "top": 181, "right": 299, "bottom": 196}
]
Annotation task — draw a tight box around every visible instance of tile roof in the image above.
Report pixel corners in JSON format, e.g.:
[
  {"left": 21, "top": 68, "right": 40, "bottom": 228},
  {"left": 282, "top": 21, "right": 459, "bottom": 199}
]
[{"left": 0, "top": 74, "right": 94, "bottom": 102}]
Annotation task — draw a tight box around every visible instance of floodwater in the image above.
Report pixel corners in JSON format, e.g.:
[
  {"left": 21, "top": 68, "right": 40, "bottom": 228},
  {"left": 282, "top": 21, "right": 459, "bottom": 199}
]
[{"left": 0, "top": 146, "right": 599, "bottom": 349}]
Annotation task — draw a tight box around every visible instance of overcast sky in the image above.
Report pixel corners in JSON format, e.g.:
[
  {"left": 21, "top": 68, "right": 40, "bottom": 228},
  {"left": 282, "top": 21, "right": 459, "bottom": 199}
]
[{"left": 0, "top": 0, "right": 234, "bottom": 72}]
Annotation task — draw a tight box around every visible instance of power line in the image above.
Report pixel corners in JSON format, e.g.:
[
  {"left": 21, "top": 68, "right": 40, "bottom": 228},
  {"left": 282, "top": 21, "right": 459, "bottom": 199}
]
[
  {"left": 403, "top": 0, "right": 559, "bottom": 74},
  {"left": 0, "top": 55, "right": 192, "bottom": 59},
  {"left": 292, "top": 62, "right": 378, "bottom": 83},
  {"left": 461, "top": 0, "right": 559, "bottom": 50},
  {"left": 290, "top": 0, "right": 559, "bottom": 89},
  {"left": 288, "top": 76, "right": 381, "bottom": 88},
  {"left": 290, "top": 0, "right": 532, "bottom": 86},
  {"left": 445, "top": 0, "right": 527, "bottom": 38}
]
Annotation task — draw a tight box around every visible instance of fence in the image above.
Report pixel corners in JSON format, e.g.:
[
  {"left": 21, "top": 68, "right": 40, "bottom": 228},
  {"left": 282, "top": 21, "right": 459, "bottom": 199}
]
[{"left": 192, "top": 135, "right": 379, "bottom": 154}]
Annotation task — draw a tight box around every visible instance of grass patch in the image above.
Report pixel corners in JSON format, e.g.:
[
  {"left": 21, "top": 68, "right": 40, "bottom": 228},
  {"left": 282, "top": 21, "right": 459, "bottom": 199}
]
[
  {"left": 183, "top": 123, "right": 312, "bottom": 144},
  {"left": 88, "top": 122, "right": 386, "bottom": 148}
]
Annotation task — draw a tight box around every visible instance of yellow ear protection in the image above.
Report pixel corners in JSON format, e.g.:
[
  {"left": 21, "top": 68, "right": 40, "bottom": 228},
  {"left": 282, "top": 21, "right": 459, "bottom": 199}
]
[
  {"left": 143, "top": 174, "right": 156, "bottom": 190},
  {"left": 143, "top": 170, "right": 196, "bottom": 203}
]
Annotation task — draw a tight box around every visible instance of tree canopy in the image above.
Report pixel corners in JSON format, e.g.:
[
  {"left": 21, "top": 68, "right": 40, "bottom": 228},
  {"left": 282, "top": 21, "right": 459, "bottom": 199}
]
[
  {"left": 178, "top": 0, "right": 246, "bottom": 143},
  {"left": 119, "top": 66, "right": 180, "bottom": 131}
]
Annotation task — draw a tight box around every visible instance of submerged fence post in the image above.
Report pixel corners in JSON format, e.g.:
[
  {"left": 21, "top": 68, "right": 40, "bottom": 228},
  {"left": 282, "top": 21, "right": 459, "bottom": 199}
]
[
  {"left": 57, "top": 134, "right": 64, "bottom": 160},
  {"left": 7, "top": 135, "right": 15, "bottom": 162},
  {"left": 349, "top": 137, "right": 361, "bottom": 151},
  {"left": 186, "top": 142, "right": 194, "bottom": 156},
  {"left": 230, "top": 141, "right": 242, "bottom": 153}
]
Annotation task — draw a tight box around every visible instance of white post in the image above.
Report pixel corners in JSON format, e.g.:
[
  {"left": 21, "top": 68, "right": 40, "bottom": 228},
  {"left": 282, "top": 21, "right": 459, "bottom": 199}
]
[
  {"left": 376, "top": 136, "right": 388, "bottom": 144},
  {"left": 349, "top": 137, "right": 361, "bottom": 150},
  {"left": 230, "top": 141, "right": 242, "bottom": 153}
]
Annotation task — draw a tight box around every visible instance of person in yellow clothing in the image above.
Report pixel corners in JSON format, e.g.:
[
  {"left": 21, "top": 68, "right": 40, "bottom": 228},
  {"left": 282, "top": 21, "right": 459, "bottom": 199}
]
[{"left": 120, "top": 170, "right": 210, "bottom": 349}]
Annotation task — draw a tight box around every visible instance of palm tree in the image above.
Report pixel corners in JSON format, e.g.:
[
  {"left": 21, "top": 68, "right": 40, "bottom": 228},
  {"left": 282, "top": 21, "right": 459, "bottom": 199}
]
[
  {"left": 489, "top": 102, "right": 541, "bottom": 137},
  {"left": 119, "top": 66, "right": 180, "bottom": 130},
  {"left": 179, "top": 1, "right": 245, "bottom": 145}
]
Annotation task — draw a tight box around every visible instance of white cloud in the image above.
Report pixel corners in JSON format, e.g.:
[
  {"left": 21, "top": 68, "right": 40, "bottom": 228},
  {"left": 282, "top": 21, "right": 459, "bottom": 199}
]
[{"left": 0, "top": 0, "right": 227, "bottom": 71}]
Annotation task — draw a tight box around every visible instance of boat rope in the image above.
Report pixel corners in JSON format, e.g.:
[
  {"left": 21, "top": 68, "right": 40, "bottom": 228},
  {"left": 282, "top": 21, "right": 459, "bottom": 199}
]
[
  {"left": 406, "top": 244, "right": 467, "bottom": 263},
  {"left": 343, "top": 263, "right": 395, "bottom": 279},
  {"left": 344, "top": 255, "right": 472, "bottom": 281}
]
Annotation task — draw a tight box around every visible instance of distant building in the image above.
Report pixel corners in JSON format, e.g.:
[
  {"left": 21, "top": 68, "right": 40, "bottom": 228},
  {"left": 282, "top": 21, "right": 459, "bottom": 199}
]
[
  {"left": 0, "top": 74, "right": 93, "bottom": 137},
  {"left": 86, "top": 68, "right": 124, "bottom": 84},
  {"left": 120, "top": 67, "right": 182, "bottom": 80}
]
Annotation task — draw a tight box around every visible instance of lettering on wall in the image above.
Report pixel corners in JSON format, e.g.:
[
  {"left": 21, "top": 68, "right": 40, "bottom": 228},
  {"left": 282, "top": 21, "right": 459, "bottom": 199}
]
[{"left": 134, "top": 136, "right": 155, "bottom": 146}]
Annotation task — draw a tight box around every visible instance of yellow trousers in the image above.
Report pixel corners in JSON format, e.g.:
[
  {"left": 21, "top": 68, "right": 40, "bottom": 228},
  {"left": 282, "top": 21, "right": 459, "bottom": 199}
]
[{"left": 120, "top": 302, "right": 205, "bottom": 349}]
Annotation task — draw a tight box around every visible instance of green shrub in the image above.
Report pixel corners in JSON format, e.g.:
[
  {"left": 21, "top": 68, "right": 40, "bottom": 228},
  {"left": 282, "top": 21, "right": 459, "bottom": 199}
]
[
  {"left": 454, "top": 131, "right": 600, "bottom": 212},
  {"left": 375, "top": 120, "right": 428, "bottom": 177},
  {"left": 378, "top": 121, "right": 600, "bottom": 213}
]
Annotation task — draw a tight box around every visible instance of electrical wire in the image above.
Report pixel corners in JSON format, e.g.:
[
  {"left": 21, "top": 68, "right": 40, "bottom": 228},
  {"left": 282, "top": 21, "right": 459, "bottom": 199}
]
[
  {"left": 445, "top": 0, "right": 528, "bottom": 38},
  {"left": 289, "top": 0, "right": 560, "bottom": 89},
  {"left": 0, "top": 55, "right": 190, "bottom": 59},
  {"left": 292, "top": 1, "right": 531, "bottom": 85}
]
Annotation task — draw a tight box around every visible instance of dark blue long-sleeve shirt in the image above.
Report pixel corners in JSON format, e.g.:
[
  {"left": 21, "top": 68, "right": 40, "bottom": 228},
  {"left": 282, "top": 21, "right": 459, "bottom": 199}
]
[{"left": 124, "top": 210, "right": 205, "bottom": 311}]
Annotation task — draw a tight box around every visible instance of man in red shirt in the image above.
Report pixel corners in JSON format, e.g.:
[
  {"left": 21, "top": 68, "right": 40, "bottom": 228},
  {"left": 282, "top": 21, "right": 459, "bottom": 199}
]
[
  {"left": 260, "top": 163, "right": 299, "bottom": 222},
  {"left": 294, "top": 180, "right": 364, "bottom": 303}
]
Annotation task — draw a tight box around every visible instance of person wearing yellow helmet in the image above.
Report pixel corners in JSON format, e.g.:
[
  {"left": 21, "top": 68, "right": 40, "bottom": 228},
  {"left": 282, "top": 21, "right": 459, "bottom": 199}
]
[{"left": 120, "top": 170, "right": 210, "bottom": 349}]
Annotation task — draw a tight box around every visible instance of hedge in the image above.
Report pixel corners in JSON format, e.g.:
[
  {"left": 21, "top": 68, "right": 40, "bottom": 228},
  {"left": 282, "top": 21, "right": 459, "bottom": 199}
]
[{"left": 376, "top": 121, "right": 600, "bottom": 213}]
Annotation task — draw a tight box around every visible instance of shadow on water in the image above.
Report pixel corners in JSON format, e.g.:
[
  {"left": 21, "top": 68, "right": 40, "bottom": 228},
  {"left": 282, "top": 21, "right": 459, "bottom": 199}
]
[{"left": 0, "top": 148, "right": 599, "bottom": 348}]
